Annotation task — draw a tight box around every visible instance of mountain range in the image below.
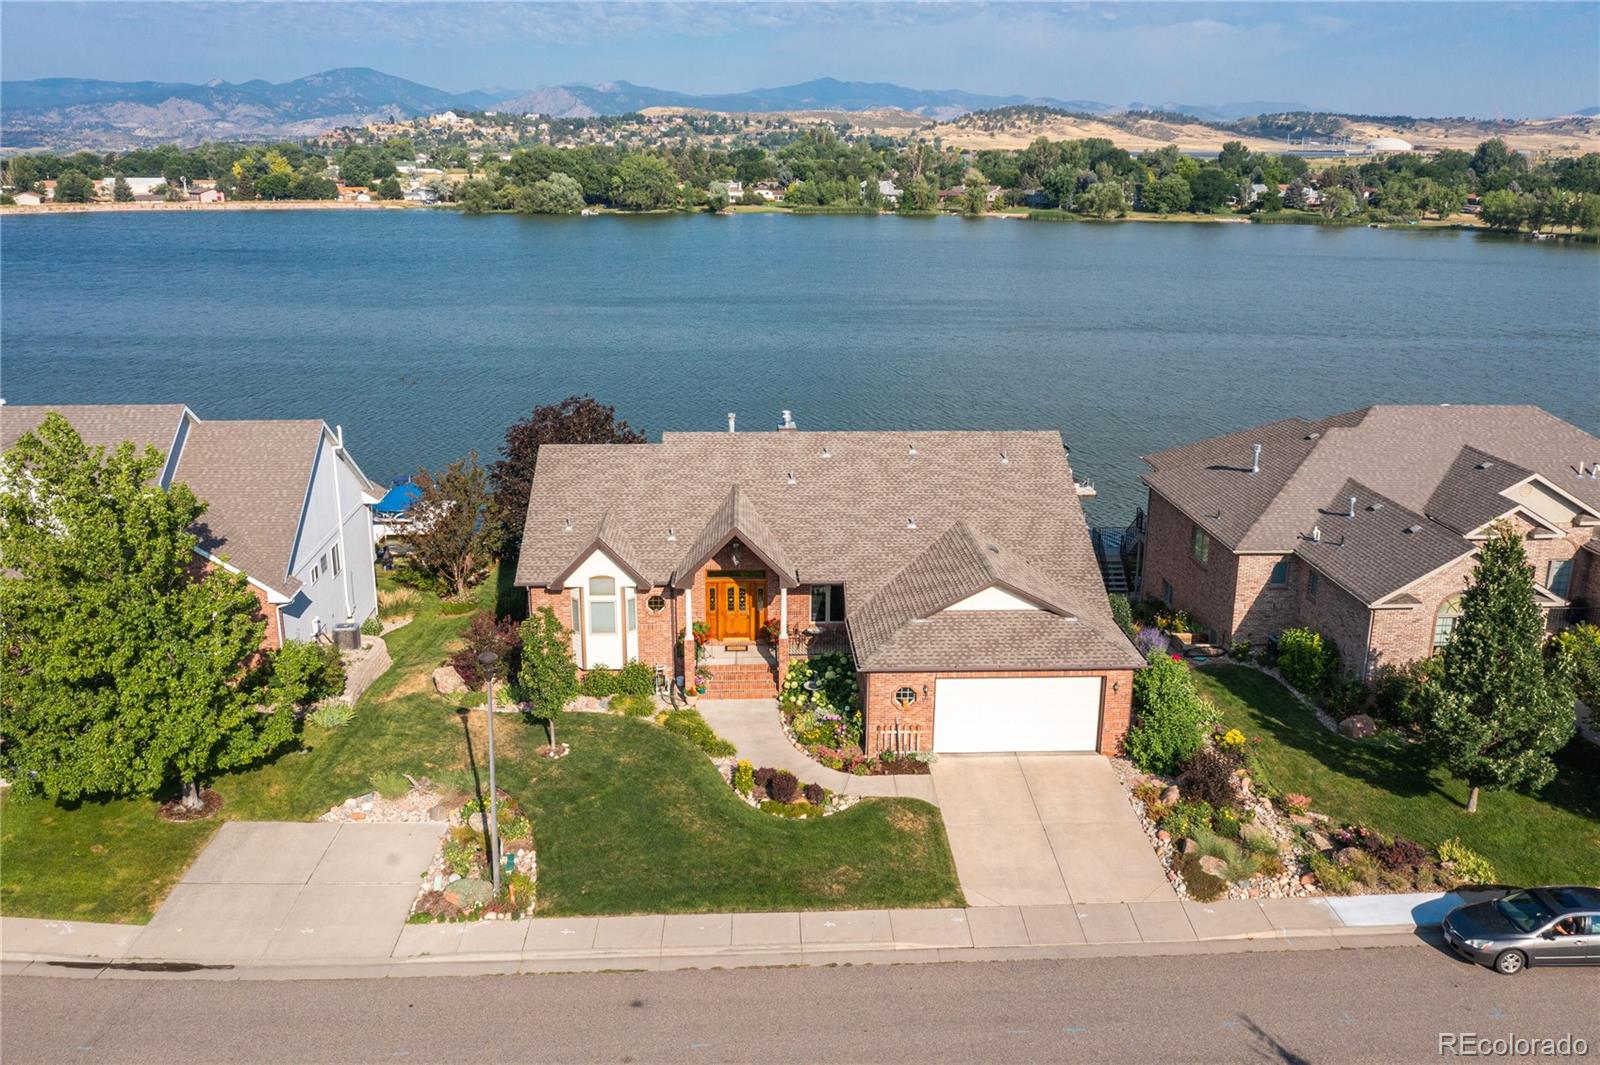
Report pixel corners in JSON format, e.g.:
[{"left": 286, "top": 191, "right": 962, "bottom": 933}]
[{"left": 2, "top": 66, "right": 1594, "bottom": 150}]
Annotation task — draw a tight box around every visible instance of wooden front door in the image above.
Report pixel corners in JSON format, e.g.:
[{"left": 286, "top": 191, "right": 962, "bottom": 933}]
[{"left": 706, "top": 576, "right": 765, "bottom": 641}]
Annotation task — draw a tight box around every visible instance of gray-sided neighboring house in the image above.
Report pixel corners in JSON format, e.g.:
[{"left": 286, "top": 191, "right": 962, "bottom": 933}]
[{"left": 2, "top": 403, "right": 383, "bottom": 648}]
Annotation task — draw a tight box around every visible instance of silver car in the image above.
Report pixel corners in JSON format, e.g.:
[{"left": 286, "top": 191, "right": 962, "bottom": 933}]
[{"left": 1442, "top": 887, "right": 1600, "bottom": 974}]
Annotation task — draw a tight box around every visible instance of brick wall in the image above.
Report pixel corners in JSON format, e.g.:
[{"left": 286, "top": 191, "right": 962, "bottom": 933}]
[
  {"left": 528, "top": 582, "right": 683, "bottom": 675},
  {"left": 1294, "top": 564, "right": 1379, "bottom": 678},
  {"left": 1140, "top": 489, "right": 1241, "bottom": 642},
  {"left": 861, "top": 668, "right": 1135, "bottom": 755},
  {"left": 1231, "top": 554, "right": 1299, "bottom": 646},
  {"left": 190, "top": 555, "right": 281, "bottom": 652}
]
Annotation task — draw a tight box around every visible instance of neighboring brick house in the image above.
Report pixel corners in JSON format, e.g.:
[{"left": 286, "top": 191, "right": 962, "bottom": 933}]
[
  {"left": 1138, "top": 405, "right": 1600, "bottom": 679},
  {"left": 515, "top": 416, "right": 1143, "bottom": 755},
  {"left": 3, "top": 403, "right": 384, "bottom": 648}
]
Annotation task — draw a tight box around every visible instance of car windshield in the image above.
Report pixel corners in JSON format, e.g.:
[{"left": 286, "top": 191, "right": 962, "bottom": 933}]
[{"left": 1496, "top": 891, "right": 1556, "bottom": 933}]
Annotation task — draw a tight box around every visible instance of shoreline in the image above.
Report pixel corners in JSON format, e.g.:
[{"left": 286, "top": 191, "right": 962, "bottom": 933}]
[{"left": 0, "top": 200, "right": 1540, "bottom": 237}]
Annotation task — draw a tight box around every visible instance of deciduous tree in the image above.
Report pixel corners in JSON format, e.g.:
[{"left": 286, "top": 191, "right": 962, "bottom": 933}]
[
  {"left": 1420, "top": 523, "right": 1576, "bottom": 813},
  {"left": 488, "top": 396, "right": 646, "bottom": 550},
  {"left": 410, "top": 452, "right": 499, "bottom": 598},
  {"left": 0, "top": 415, "right": 293, "bottom": 809},
  {"left": 518, "top": 607, "right": 577, "bottom": 746}
]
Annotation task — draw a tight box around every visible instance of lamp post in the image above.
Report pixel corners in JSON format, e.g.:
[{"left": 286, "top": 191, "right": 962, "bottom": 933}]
[{"left": 477, "top": 649, "right": 503, "bottom": 894}]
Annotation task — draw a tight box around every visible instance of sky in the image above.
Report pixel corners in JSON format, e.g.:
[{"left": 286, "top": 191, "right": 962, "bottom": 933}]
[{"left": 2, "top": 1, "right": 1596, "bottom": 117}]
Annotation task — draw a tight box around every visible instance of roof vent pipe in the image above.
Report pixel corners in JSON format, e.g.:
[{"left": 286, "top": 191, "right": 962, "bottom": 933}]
[
  {"left": 1591, "top": 463, "right": 1599, "bottom": 480},
  {"left": 1251, "top": 443, "right": 1262, "bottom": 474},
  {"left": 335, "top": 424, "right": 344, "bottom": 447},
  {"left": 727, "top": 412, "right": 736, "bottom": 434},
  {"left": 1311, "top": 525, "right": 1322, "bottom": 543},
  {"left": 906, "top": 517, "right": 918, "bottom": 530},
  {"left": 786, "top": 471, "right": 796, "bottom": 486},
  {"left": 1347, "top": 496, "right": 1357, "bottom": 518},
  {"left": 779, "top": 410, "right": 796, "bottom": 430},
  {"left": 1580, "top": 462, "right": 1588, "bottom": 477}
]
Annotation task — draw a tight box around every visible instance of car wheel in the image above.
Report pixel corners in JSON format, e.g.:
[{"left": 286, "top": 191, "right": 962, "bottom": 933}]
[{"left": 1493, "top": 950, "right": 1526, "bottom": 975}]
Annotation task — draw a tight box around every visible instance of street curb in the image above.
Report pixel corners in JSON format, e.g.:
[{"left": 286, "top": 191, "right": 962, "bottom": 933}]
[{"left": 2, "top": 926, "right": 1433, "bottom": 981}]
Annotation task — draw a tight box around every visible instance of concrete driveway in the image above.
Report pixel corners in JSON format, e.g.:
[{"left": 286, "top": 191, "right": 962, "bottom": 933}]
[
  {"left": 130, "top": 821, "right": 443, "bottom": 962},
  {"left": 931, "top": 755, "right": 1175, "bottom": 907}
]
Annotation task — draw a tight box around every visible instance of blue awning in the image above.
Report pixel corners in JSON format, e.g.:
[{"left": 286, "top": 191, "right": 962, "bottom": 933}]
[{"left": 373, "top": 481, "right": 421, "bottom": 515}]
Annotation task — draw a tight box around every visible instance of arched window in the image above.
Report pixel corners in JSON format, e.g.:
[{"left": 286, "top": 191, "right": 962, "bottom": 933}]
[{"left": 1432, "top": 594, "right": 1463, "bottom": 652}]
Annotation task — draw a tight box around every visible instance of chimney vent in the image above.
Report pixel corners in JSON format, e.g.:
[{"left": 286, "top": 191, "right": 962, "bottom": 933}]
[
  {"left": 1251, "top": 443, "right": 1262, "bottom": 474},
  {"left": 727, "top": 411, "right": 736, "bottom": 434},
  {"left": 1311, "top": 525, "right": 1322, "bottom": 543},
  {"left": 1405, "top": 524, "right": 1423, "bottom": 534},
  {"left": 1347, "top": 496, "right": 1357, "bottom": 518},
  {"left": 778, "top": 409, "right": 796, "bottom": 431}
]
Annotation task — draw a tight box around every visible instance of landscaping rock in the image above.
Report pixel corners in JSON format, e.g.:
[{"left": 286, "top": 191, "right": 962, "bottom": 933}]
[
  {"left": 1156, "top": 829, "right": 1171, "bottom": 843},
  {"left": 468, "top": 811, "right": 486, "bottom": 832},
  {"left": 1338, "top": 714, "right": 1376, "bottom": 739},
  {"left": 1180, "top": 837, "right": 1200, "bottom": 855},
  {"left": 428, "top": 803, "right": 453, "bottom": 821},
  {"left": 1160, "top": 785, "right": 1180, "bottom": 806},
  {"left": 1197, "top": 855, "right": 1230, "bottom": 879},
  {"left": 432, "top": 666, "right": 468, "bottom": 695},
  {"left": 1289, "top": 813, "right": 1314, "bottom": 827},
  {"left": 1300, "top": 873, "right": 1318, "bottom": 887},
  {"left": 1306, "top": 830, "right": 1334, "bottom": 852},
  {"left": 443, "top": 877, "right": 493, "bottom": 910},
  {"left": 1334, "top": 846, "right": 1364, "bottom": 867}
]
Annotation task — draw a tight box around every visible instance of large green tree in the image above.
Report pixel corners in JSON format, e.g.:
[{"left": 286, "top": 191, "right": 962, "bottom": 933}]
[
  {"left": 518, "top": 607, "right": 577, "bottom": 746},
  {"left": 54, "top": 169, "right": 94, "bottom": 203},
  {"left": 0, "top": 415, "right": 293, "bottom": 809},
  {"left": 610, "top": 154, "right": 677, "bottom": 210},
  {"left": 517, "top": 172, "right": 586, "bottom": 215},
  {"left": 1420, "top": 523, "right": 1576, "bottom": 813},
  {"left": 409, "top": 452, "right": 499, "bottom": 598}
]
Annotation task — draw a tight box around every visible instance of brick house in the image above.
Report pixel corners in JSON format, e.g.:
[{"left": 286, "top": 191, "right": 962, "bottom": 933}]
[
  {"left": 1138, "top": 405, "right": 1600, "bottom": 679},
  {"left": 3, "top": 404, "right": 384, "bottom": 648},
  {"left": 515, "top": 416, "right": 1144, "bottom": 755}
]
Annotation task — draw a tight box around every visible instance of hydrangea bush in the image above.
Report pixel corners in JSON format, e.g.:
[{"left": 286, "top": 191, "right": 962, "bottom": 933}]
[{"left": 781, "top": 651, "right": 862, "bottom": 747}]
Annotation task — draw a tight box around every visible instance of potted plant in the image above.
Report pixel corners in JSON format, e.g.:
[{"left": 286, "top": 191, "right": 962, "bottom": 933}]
[{"left": 759, "top": 617, "right": 783, "bottom": 644}]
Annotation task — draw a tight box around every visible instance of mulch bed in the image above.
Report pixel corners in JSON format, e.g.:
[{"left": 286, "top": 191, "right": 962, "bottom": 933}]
[{"left": 157, "top": 788, "right": 223, "bottom": 822}]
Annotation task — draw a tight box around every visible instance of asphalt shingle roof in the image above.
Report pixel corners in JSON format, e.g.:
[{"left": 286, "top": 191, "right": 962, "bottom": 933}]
[
  {"left": 517, "top": 428, "right": 1142, "bottom": 672},
  {"left": 1143, "top": 405, "right": 1600, "bottom": 553},
  {"left": 1292, "top": 480, "right": 1473, "bottom": 606},
  {"left": 2, "top": 403, "right": 189, "bottom": 458},
  {"left": 1424, "top": 446, "right": 1535, "bottom": 535}
]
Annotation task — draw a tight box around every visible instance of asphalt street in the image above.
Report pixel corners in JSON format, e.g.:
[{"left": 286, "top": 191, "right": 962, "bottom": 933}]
[{"left": 3, "top": 945, "right": 1596, "bottom": 1064}]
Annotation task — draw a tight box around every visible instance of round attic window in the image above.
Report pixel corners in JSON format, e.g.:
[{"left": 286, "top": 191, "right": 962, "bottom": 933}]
[
  {"left": 646, "top": 594, "right": 666, "bottom": 614},
  {"left": 894, "top": 687, "right": 917, "bottom": 707}
]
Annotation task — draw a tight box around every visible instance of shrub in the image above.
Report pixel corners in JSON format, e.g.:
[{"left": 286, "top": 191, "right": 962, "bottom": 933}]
[
  {"left": 499, "top": 814, "right": 534, "bottom": 845},
  {"left": 1276, "top": 628, "right": 1339, "bottom": 693},
  {"left": 442, "top": 838, "right": 479, "bottom": 879},
  {"left": 369, "top": 769, "right": 410, "bottom": 800},
  {"left": 1134, "top": 626, "right": 1170, "bottom": 659},
  {"left": 1308, "top": 852, "right": 1354, "bottom": 894},
  {"left": 802, "top": 782, "right": 825, "bottom": 806},
  {"left": 767, "top": 769, "right": 801, "bottom": 803},
  {"left": 1124, "top": 655, "right": 1213, "bottom": 774},
  {"left": 268, "top": 640, "right": 347, "bottom": 708},
  {"left": 1108, "top": 594, "right": 1135, "bottom": 638},
  {"left": 1373, "top": 836, "right": 1429, "bottom": 872},
  {"left": 753, "top": 766, "right": 775, "bottom": 791},
  {"left": 449, "top": 611, "right": 523, "bottom": 689},
  {"left": 1179, "top": 747, "right": 1243, "bottom": 809},
  {"left": 1281, "top": 792, "right": 1312, "bottom": 815},
  {"left": 1160, "top": 800, "right": 1214, "bottom": 840},
  {"left": 760, "top": 799, "right": 821, "bottom": 818},
  {"left": 517, "top": 607, "right": 578, "bottom": 723},
  {"left": 614, "top": 660, "right": 656, "bottom": 697},
  {"left": 1212, "top": 805, "right": 1243, "bottom": 838},
  {"left": 1343, "top": 849, "right": 1381, "bottom": 889},
  {"left": 1370, "top": 658, "right": 1439, "bottom": 730},
  {"left": 1217, "top": 727, "right": 1247, "bottom": 752},
  {"left": 780, "top": 652, "right": 861, "bottom": 744},
  {"left": 662, "top": 708, "right": 737, "bottom": 756},
  {"left": 1175, "top": 852, "right": 1228, "bottom": 901},
  {"left": 361, "top": 616, "right": 383, "bottom": 636},
  {"left": 733, "top": 760, "right": 755, "bottom": 795},
  {"left": 1323, "top": 676, "right": 1369, "bottom": 719},
  {"left": 1552, "top": 622, "right": 1600, "bottom": 707},
  {"left": 579, "top": 666, "right": 618, "bottom": 697},
  {"left": 611, "top": 693, "right": 656, "bottom": 717},
  {"left": 1437, "top": 838, "right": 1497, "bottom": 885},
  {"left": 1228, "top": 640, "right": 1253, "bottom": 661},
  {"left": 307, "top": 702, "right": 354, "bottom": 728},
  {"left": 377, "top": 585, "right": 419, "bottom": 617},
  {"left": 1240, "top": 823, "right": 1278, "bottom": 855}
]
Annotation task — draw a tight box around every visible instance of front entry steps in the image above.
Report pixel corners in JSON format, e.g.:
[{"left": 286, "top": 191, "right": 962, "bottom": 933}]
[{"left": 699, "top": 662, "right": 779, "bottom": 699}]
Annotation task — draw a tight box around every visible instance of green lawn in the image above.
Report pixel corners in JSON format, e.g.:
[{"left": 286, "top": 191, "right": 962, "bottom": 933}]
[
  {"left": 1, "top": 570, "right": 961, "bottom": 922},
  {"left": 1195, "top": 665, "right": 1600, "bottom": 887}
]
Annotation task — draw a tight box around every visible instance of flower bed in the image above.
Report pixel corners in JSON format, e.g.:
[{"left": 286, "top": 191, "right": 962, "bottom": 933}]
[
  {"left": 717, "top": 758, "right": 861, "bottom": 818},
  {"left": 778, "top": 651, "right": 935, "bottom": 775},
  {"left": 410, "top": 793, "right": 538, "bottom": 922}
]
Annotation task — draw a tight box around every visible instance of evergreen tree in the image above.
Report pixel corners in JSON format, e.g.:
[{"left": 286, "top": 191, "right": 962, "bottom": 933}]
[
  {"left": 112, "top": 175, "right": 134, "bottom": 202},
  {"left": 518, "top": 607, "right": 577, "bottom": 746},
  {"left": 1421, "top": 522, "right": 1576, "bottom": 813},
  {"left": 0, "top": 415, "right": 293, "bottom": 808}
]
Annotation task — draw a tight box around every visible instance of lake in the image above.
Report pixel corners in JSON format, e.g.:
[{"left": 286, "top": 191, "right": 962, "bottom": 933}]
[{"left": 2, "top": 210, "right": 1596, "bottom": 525}]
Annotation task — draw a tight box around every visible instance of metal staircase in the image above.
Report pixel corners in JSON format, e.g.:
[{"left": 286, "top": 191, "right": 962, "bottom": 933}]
[{"left": 1090, "top": 528, "right": 1130, "bottom": 596}]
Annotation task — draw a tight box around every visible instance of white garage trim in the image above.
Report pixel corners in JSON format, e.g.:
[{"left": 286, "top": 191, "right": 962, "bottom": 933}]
[{"left": 934, "top": 676, "right": 1103, "bottom": 753}]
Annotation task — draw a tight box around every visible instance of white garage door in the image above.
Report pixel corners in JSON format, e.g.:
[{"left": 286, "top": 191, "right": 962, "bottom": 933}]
[{"left": 934, "top": 676, "right": 1103, "bottom": 753}]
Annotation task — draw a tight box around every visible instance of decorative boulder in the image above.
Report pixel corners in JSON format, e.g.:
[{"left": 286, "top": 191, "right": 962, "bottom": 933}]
[
  {"left": 1197, "top": 855, "right": 1230, "bottom": 879},
  {"left": 1160, "top": 785, "right": 1180, "bottom": 806},
  {"left": 433, "top": 666, "right": 468, "bottom": 695},
  {"left": 1338, "top": 714, "right": 1376, "bottom": 739},
  {"left": 1180, "top": 837, "right": 1200, "bottom": 855},
  {"left": 443, "top": 877, "right": 493, "bottom": 910},
  {"left": 1306, "top": 830, "right": 1334, "bottom": 853},
  {"left": 1334, "top": 846, "right": 1365, "bottom": 867}
]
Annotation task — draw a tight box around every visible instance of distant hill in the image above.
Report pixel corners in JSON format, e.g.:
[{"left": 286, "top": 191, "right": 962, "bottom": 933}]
[
  {"left": 0, "top": 67, "right": 517, "bottom": 149},
  {"left": 494, "top": 77, "right": 1114, "bottom": 120}
]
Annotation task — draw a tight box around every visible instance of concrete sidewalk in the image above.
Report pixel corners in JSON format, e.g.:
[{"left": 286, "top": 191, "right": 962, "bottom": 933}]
[{"left": 1, "top": 894, "right": 1440, "bottom": 982}]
